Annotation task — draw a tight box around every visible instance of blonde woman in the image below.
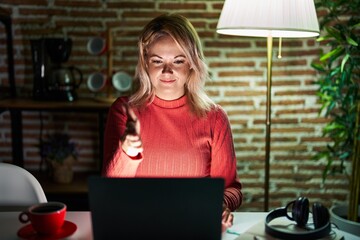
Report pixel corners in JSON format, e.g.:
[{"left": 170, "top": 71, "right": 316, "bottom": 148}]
[{"left": 103, "top": 13, "right": 242, "bottom": 232}]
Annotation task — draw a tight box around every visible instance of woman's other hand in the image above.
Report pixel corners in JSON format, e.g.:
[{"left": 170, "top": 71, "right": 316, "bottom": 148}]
[
  {"left": 121, "top": 104, "right": 143, "bottom": 157},
  {"left": 221, "top": 205, "right": 233, "bottom": 233}
]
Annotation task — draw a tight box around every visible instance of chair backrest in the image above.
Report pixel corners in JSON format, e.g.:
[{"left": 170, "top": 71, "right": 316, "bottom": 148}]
[{"left": 0, "top": 163, "right": 47, "bottom": 211}]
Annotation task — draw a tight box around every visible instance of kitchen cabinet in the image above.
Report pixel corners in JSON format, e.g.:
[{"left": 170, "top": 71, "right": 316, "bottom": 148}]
[{"left": 0, "top": 98, "right": 111, "bottom": 168}]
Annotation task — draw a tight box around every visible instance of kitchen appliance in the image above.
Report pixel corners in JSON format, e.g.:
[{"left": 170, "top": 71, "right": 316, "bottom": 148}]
[
  {"left": 0, "top": 8, "right": 16, "bottom": 98},
  {"left": 31, "top": 38, "right": 83, "bottom": 101}
]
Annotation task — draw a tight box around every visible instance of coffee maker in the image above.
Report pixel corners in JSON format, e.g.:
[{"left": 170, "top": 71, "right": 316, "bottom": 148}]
[{"left": 31, "top": 38, "right": 83, "bottom": 101}]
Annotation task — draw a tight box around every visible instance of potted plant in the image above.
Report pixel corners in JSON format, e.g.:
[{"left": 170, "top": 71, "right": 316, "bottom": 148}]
[
  {"left": 311, "top": 0, "right": 360, "bottom": 235},
  {"left": 39, "top": 133, "right": 78, "bottom": 184}
]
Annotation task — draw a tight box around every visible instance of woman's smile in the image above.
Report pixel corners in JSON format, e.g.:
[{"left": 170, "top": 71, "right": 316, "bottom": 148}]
[{"left": 160, "top": 78, "right": 176, "bottom": 83}]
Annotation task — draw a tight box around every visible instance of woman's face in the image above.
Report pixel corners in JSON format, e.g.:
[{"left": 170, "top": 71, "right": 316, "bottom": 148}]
[{"left": 146, "top": 35, "right": 191, "bottom": 100}]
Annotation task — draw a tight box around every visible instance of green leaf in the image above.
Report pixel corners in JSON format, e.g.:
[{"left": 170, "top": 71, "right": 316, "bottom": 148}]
[
  {"left": 341, "top": 54, "right": 350, "bottom": 72},
  {"left": 341, "top": 70, "right": 348, "bottom": 84},
  {"left": 350, "top": 22, "right": 360, "bottom": 30},
  {"left": 316, "top": 35, "right": 332, "bottom": 42},
  {"left": 339, "top": 151, "right": 350, "bottom": 160},
  {"left": 325, "top": 26, "right": 343, "bottom": 42},
  {"left": 329, "top": 67, "right": 340, "bottom": 77},
  {"left": 311, "top": 62, "right": 325, "bottom": 72},
  {"left": 320, "top": 46, "right": 344, "bottom": 62},
  {"left": 323, "top": 156, "right": 333, "bottom": 181},
  {"left": 346, "top": 36, "right": 359, "bottom": 46},
  {"left": 324, "top": 122, "right": 345, "bottom": 132},
  {"left": 313, "top": 151, "right": 328, "bottom": 161}
]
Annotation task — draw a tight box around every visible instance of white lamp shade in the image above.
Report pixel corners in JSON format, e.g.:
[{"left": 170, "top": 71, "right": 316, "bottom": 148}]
[{"left": 216, "top": 0, "right": 320, "bottom": 38}]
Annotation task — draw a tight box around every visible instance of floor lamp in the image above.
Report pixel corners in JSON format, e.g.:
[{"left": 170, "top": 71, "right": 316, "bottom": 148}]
[{"left": 216, "top": 0, "right": 320, "bottom": 211}]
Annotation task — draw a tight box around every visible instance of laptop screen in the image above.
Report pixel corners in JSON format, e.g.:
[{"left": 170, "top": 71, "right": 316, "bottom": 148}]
[{"left": 88, "top": 176, "right": 224, "bottom": 240}]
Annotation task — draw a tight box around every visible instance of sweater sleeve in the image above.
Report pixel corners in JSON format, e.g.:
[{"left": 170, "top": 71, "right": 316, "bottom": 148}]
[
  {"left": 102, "top": 97, "right": 143, "bottom": 177},
  {"left": 210, "top": 106, "right": 243, "bottom": 211}
]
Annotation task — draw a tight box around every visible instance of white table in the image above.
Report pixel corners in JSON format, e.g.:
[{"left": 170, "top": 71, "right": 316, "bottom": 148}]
[
  {"left": 223, "top": 212, "right": 268, "bottom": 240},
  {"left": 0, "top": 211, "right": 358, "bottom": 239}
]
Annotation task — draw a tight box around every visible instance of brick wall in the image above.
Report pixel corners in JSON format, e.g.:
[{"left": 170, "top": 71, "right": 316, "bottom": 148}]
[{"left": 0, "top": 0, "right": 348, "bottom": 211}]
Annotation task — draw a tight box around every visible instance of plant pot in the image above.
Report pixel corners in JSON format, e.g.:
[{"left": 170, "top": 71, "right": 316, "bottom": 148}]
[
  {"left": 329, "top": 205, "right": 360, "bottom": 236},
  {"left": 48, "top": 155, "right": 75, "bottom": 184},
  {"left": 53, "top": 164, "right": 74, "bottom": 184}
]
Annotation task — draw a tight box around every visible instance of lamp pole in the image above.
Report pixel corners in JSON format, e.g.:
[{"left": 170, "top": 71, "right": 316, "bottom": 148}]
[{"left": 264, "top": 36, "right": 273, "bottom": 212}]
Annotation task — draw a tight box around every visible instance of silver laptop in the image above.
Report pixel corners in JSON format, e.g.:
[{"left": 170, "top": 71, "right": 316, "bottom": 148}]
[{"left": 88, "top": 176, "right": 224, "bottom": 240}]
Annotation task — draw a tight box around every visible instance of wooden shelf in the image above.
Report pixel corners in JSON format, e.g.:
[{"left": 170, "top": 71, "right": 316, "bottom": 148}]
[
  {"left": 0, "top": 97, "right": 111, "bottom": 111},
  {"left": 31, "top": 171, "right": 99, "bottom": 194}
]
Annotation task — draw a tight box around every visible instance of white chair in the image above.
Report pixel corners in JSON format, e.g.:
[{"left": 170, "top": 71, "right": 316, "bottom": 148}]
[{"left": 0, "top": 163, "right": 47, "bottom": 211}]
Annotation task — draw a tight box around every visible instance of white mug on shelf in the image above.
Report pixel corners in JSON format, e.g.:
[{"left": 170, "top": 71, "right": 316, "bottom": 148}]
[
  {"left": 112, "top": 71, "right": 132, "bottom": 92},
  {"left": 87, "top": 72, "right": 107, "bottom": 92},
  {"left": 87, "top": 36, "right": 107, "bottom": 55}
]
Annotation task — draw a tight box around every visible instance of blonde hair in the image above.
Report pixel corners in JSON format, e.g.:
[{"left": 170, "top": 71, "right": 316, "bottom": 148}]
[{"left": 129, "top": 13, "right": 215, "bottom": 117}]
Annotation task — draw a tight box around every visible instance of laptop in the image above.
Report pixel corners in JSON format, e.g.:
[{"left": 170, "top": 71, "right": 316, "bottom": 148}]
[{"left": 87, "top": 176, "right": 224, "bottom": 240}]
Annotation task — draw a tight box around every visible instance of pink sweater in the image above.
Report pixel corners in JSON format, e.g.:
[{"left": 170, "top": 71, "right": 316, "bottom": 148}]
[{"left": 103, "top": 95, "right": 242, "bottom": 211}]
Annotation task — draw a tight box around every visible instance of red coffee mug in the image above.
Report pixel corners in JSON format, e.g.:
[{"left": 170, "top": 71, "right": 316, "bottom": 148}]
[{"left": 19, "top": 202, "right": 66, "bottom": 235}]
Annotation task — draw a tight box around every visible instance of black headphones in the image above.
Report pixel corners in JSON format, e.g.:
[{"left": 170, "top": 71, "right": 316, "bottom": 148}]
[{"left": 265, "top": 197, "right": 331, "bottom": 240}]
